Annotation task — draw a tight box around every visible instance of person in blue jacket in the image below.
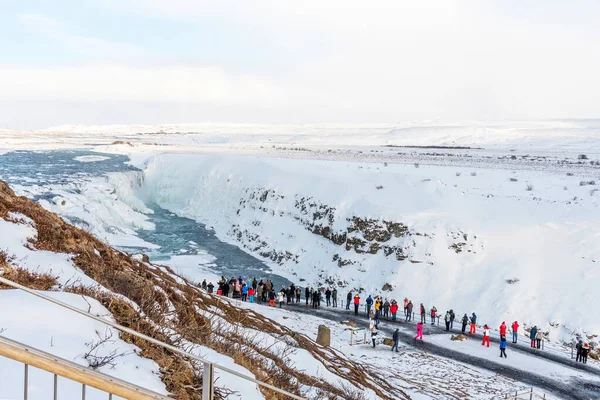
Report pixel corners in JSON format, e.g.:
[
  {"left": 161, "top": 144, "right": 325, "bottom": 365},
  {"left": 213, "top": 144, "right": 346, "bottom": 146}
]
[
  {"left": 500, "top": 335, "right": 507, "bottom": 358},
  {"left": 366, "top": 295, "right": 374, "bottom": 316},
  {"left": 530, "top": 326, "right": 538, "bottom": 348},
  {"left": 241, "top": 283, "right": 249, "bottom": 301},
  {"left": 469, "top": 312, "right": 478, "bottom": 334}
]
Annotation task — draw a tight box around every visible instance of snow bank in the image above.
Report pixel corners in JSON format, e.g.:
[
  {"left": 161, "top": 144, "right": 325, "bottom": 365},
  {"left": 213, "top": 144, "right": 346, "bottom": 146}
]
[
  {"left": 137, "top": 153, "right": 600, "bottom": 343},
  {"left": 0, "top": 290, "right": 167, "bottom": 400}
]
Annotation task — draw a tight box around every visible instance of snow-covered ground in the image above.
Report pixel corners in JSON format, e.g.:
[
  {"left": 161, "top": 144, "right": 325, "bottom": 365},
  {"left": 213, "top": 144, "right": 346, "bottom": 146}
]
[
  {"left": 1, "top": 121, "right": 600, "bottom": 398},
  {"left": 0, "top": 290, "right": 167, "bottom": 400}
]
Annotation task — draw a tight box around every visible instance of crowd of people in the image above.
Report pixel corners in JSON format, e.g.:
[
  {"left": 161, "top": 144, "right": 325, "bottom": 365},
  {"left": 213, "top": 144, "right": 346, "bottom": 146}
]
[{"left": 200, "top": 276, "right": 592, "bottom": 362}]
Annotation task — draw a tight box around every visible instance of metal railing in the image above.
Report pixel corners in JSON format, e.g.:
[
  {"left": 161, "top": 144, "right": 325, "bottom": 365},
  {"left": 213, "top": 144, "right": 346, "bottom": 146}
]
[
  {"left": 0, "top": 335, "right": 170, "bottom": 400},
  {"left": 0, "top": 276, "right": 304, "bottom": 400},
  {"left": 494, "top": 388, "right": 549, "bottom": 399}
]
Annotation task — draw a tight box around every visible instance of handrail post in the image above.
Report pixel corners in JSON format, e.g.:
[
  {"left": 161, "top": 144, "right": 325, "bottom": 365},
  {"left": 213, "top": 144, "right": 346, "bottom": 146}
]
[
  {"left": 24, "top": 364, "right": 28, "bottom": 400},
  {"left": 54, "top": 374, "right": 58, "bottom": 400},
  {"left": 529, "top": 387, "right": 533, "bottom": 400},
  {"left": 202, "top": 362, "right": 214, "bottom": 400}
]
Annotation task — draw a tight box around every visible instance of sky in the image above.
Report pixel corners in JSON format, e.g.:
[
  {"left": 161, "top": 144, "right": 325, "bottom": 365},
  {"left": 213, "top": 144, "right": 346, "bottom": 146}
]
[{"left": 1, "top": 0, "right": 599, "bottom": 129}]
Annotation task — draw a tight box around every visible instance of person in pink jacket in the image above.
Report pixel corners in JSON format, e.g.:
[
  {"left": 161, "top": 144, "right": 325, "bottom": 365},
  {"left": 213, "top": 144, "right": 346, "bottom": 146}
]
[{"left": 415, "top": 322, "right": 423, "bottom": 340}]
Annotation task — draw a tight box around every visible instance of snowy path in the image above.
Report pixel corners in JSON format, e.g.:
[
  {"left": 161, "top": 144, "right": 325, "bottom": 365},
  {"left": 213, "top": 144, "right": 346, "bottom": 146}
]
[{"left": 229, "top": 299, "right": 600, "bottom": 399}]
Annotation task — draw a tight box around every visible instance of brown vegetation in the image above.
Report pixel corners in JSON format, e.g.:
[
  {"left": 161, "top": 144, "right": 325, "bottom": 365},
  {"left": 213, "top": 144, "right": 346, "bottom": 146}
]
[{"left": 0, "top": 180, "right": 409, "bottom": 399}]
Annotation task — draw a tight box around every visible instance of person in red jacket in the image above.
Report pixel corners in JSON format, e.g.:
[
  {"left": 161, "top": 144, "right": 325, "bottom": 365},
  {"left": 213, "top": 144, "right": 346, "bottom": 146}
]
[
  {"left": 511, "top": 321, "right": 519, "bottom": 343},
  {"left": 499, "top": 321, "right": 507, "bottom": 336},
  {"left": 482, "top": 325, "right": 491, "bottom": 347},
  {"left": 353, "top": 294, "right": 361, "bottom": 315},
  {"left": 390, "top": 301, "right": 399, "bottom": 321},
  {"left": 248, "top": 287, "right": 255, "bottom": 303}
]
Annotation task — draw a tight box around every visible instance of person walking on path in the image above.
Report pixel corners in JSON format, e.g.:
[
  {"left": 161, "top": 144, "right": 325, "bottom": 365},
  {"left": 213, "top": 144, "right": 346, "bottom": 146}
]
[
  {"left": 325, "top": 288, "right": 332, "bottom": 307},
  {"left": 430, "top": 306, "right": 437, "bottom": 325},
  {"left": 383, "top": 299, "right": 390, "bottom": 318},
  {"left": 406, "top": 301, "right": 414, "bottom": 322},
  {"left": 500, "top": 335, "right": 507, "bottom": 358},
  {"left": 403, "top": 298, "right": 409, "bottom": 316},
  {"left": 576, "top": 340, "right": 583, "bottom": 362},
  {"left": 248, "top": 287, "right": 255, "bottom": 303},
  {"left": 582, "top": 342, "right": 590, "bottom": 364},
  {"left": 346, "top": 291, "right": 352, "bottom": 310},
  {"left": 370, "top": 318, "right": 378, "bottom": 348},
  {"left": 469, "top": 313, "right": 477, "bottom": 334},
  {"left": 420, "top": 303, "right": 426, "bottom": 324},
  {"left": 305, "top": 286, "right": 310, "bottom": 306},
  {"left": 536, "top": 330, "right": 543, "bottom": 349},
  {"left": 449, "top": 310, "right": 455, "bottom": 329},
  {"left": 482, "top": 325, "right": 491, "bottom": 347},
  {"left": 461, "top": 314, "right": 469, "bottom": 333},
  {"left": 296, "top": 287, "right": 301, "bottom": 303},
  {"left": 390, "top": 301, "right": 399, "bottom": 321},
  {"left": 268, "top": 289, "right": 276, "bottom": 307},
  {"left": 511, "top": 321, "right": 519, "bottom": 344},
  {"left": 353, "top": 294, "right": 361, "bottom": 315},
  {"left": 530, "top": 326, "right": 538, "bottom": 348},
  {"left": 366, "top": 295, "right": 374, "bottom": 316},
  {"left": 415, "top": 322, "right": 423, "bottom": 340},
  {"left": 444, "top": 311, "right": 451, "bottom": 331},
  {"left": 499, "top": 321, "right": 507, "bottom": 337},
  {"left": 332, "top": 288, "right": 338, "bottom": 307},
  {"left": 391, "top": 328, "right": 400, "bottom": 353},
  {"left": 207, "top": 282, "right": 214, "bottom": 294},
  {"left": 278, "top": 290, "right": 285, "bottom": 308}
]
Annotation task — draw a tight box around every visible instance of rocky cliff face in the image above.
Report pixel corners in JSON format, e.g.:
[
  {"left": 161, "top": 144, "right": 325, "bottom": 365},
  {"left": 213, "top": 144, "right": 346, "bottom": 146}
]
[{"left": 226, "top": 186, "right": 481, "bottom": 291}]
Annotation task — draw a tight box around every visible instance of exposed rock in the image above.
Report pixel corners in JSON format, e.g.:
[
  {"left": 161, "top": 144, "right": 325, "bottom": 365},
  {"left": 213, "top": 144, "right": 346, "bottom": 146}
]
[
  {"left": 340, "top": 320, "right": 357, "bottom": 328},
  {"left": 382, "top": 283, "right": 393, "bottom": 291},
  {"left": 316, "top": 325, "right": 331, "bottom": 347},
  {"left": 451, "top": 334, "right": 468, "bottom": 341}
]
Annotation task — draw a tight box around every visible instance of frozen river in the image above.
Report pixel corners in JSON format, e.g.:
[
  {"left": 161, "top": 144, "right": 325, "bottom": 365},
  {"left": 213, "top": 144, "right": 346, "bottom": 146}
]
[{"left": 0, "top": 149, "right": 292, "bottom": 289}]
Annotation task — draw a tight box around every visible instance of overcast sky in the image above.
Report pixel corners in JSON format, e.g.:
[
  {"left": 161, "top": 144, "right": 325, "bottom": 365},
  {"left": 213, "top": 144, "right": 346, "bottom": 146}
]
[{"left": 1, "top": 0, "right": 599, "bottom": 129}]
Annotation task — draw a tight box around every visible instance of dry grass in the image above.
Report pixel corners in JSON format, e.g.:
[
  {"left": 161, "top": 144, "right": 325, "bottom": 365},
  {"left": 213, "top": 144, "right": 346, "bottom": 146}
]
[{"left": 0, "top": 180, "right": 409, "bottom": 400}]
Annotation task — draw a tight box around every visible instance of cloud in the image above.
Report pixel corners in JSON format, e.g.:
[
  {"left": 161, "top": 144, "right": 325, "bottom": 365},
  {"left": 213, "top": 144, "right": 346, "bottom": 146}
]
[
  {"left": 2, "top": 2, "right": 600, "bottom": 127},
  {"left": 18, "top": 13, "right": 146, "bottom": 60},
  {"left": 0, "top": 64, "right": 284, "bottom": 105}
]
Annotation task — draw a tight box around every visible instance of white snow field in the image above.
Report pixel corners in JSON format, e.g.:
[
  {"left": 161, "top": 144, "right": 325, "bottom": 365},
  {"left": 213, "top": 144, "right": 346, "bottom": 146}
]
[
  {"left": 1, "top": 121, "right": 600, "bottom": 399},
  {"left": 0, "top": 290, "right": 167, "bottom": 400},
  {"left": 134, "top": 152, "right": 600, "bottom": 346}
]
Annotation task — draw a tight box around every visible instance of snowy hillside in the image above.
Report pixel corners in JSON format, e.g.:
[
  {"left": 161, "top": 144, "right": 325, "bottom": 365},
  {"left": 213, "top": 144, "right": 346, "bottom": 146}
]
[{"left": 133, "top": 152, "right": 600, "bottom": 346}]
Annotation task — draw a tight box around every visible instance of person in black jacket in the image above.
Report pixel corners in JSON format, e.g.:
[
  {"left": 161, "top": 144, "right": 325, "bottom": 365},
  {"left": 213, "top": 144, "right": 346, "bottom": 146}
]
[
  {"left": 325, "top": 288, "right": 332, "bottom": 306},
  {"left": 391, "top": 328, "right": 400, "bottom": 353},
  {"left": 207, "top": 282, "right": 214, "bottom": 293},
  {"left": 461, "top": 314, "right": 469, "bottom": 333},
  {"left": 305, "top": 286, "right": 310, "bottom": 305},
  {"left": 576, "top": 340, "right": 583, "bottom": 362},
  {"left": 332, "top": 288, "right": 338, "bottom": 307},
  {"left": 346, "top": 291, "right": 352, "bottom": 310}
]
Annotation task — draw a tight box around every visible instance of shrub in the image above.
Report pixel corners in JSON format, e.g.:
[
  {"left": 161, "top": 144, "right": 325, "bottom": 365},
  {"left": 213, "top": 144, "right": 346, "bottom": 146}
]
[
  {"left": 414, "top": 163, "right": 420, "bottom": 168},
  {"left": 471, "top": 172, "right": 477, "bottom": 176},
  {"left": 578, "top": 154, "right": 588, "bottom": 160},
  {"left": 580, "top": 180, "right": 596, "bottom": 186},
  {"left": 375, "top": 185, "right": 384, "bottom": 190},
  {"left": 509, "top": 178, "right": 518, "bottom": 182},
  {"left": 526, "top": 184, "right": 534, "bottom": 191},
  {"left": 456, "top": 172, "right": 461, "bottom": 177},
  {"left": 567, "top": 172, "right": 574, "bottom": 176}
]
